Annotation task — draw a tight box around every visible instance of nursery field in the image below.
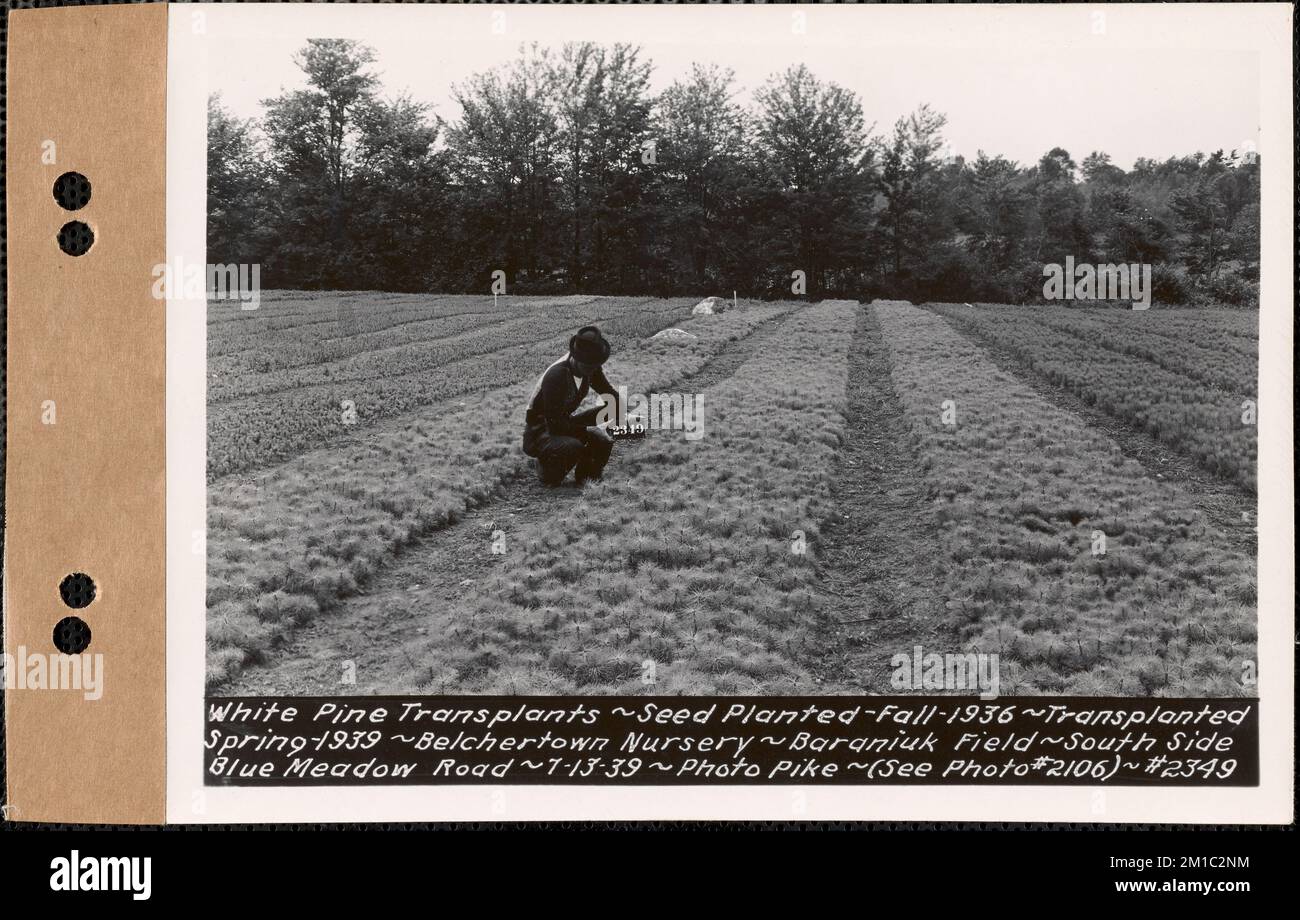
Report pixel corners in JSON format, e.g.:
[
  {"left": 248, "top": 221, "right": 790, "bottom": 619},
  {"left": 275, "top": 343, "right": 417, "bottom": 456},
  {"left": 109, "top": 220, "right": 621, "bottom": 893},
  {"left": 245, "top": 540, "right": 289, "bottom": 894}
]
[
  {"left": 208, "top": 294, "right": 1257, "bottom": 697},
  {"left": 931, "top": 304, "right": 1258, "bottom": 492},
  {"left": 207, "top": 291, "right": 795, "bottom": 685},
  {"left": 208, "top": 292, "right": 697, "bottom": 478},
  {"left": 870, "top": 303, "right": 1255, "bottom": 695}
]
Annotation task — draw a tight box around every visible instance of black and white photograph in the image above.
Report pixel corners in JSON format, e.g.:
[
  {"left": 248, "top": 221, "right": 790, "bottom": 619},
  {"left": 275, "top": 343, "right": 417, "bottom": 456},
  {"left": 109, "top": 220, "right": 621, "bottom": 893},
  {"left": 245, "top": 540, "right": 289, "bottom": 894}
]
[{"left": 199, "top": 4, "right": 1266, "bottom": 706}]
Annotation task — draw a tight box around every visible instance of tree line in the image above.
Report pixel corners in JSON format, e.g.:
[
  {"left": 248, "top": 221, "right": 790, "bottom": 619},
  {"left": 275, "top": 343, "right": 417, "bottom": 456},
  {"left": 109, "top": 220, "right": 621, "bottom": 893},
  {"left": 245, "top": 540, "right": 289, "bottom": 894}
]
[{"left": 209, "top": 38, "right": 1261, "bottom": 306}]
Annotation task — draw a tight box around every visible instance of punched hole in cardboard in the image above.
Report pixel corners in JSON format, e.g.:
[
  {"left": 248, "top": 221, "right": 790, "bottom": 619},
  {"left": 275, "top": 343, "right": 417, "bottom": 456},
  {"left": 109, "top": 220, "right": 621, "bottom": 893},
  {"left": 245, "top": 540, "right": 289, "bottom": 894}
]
[
  {"left": 57, "top": 220, "right": 94, "bottom": 256},
  {"left": 52, "top": 171, "right": 91, "bottom": 210},
  {"left": 53, "top": 616, "right": 92, "bottom": 655},
  {"left": 59, "top": 572, "right": 97, "bottom": 609}
]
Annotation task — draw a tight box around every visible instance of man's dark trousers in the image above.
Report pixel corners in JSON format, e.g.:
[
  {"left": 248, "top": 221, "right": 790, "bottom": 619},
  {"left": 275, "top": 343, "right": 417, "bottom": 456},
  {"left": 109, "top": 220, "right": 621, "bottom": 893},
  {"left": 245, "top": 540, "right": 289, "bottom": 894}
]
[{"left": 533, "top": 406, "right": 613, "bottom": 485}]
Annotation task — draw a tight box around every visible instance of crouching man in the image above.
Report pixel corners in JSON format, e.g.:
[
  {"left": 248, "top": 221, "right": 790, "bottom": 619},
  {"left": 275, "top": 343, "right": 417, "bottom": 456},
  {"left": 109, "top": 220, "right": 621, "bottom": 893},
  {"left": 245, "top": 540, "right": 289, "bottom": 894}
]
[{"left": 522, "top": 325, "right": 618, "bottom": 486}]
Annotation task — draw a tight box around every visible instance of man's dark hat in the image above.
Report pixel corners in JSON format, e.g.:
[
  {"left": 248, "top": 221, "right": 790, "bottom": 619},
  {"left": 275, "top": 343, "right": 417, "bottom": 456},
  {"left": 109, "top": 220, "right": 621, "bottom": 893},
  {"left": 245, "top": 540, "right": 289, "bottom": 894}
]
[{"left": 569, "top": 326, "right": 611, "bottom": 365}]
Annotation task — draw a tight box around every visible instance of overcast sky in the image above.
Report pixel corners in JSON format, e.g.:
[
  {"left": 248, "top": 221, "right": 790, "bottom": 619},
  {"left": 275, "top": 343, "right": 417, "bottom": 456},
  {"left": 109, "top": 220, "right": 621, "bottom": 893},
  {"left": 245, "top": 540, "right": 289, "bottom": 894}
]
[{"left": 202, "top": 3, "right": 1263, "bottom": 169}]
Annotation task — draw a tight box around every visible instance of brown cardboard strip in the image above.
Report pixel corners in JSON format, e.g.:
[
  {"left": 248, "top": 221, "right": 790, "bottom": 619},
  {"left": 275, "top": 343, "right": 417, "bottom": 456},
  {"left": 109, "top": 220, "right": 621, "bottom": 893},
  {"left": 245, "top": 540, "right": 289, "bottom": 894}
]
[{"left": 4, "top": 3, "right": 167, "bottom": 823}]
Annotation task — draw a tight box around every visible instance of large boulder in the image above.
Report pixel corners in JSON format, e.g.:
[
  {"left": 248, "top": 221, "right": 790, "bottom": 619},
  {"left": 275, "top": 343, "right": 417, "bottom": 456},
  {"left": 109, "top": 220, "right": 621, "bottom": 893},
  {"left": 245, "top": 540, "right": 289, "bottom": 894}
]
[
  {"left": 650, "top": 327, "right": 698, "bottom": 343},
  {"left": 691, "top": 296, "right": 719, "bottom": 315}
]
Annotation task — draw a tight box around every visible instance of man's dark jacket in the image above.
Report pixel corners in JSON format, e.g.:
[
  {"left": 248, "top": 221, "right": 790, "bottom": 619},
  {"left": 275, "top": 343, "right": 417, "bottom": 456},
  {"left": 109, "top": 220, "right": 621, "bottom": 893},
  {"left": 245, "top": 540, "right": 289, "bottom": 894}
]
[{"left": 522, "top": 356, "right": 619, "bottom": 457}]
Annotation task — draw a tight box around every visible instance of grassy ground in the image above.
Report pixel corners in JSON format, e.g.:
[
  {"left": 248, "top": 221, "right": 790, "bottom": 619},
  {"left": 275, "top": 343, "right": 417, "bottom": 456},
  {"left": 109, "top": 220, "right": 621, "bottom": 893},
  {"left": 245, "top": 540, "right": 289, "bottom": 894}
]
[
  {"left": 931, "top": 304, "right": 1257, "bottom": 491},
  {"left": 208, "top": 294, "right": 1258, "bottom": 698},
  {"left": 383, "top": 300, "right": 857, "bottom": 694},
  {"left": 208, "top": 294, "right": 694, "bottom": 478},
  {"left": 206, "top": 296, "right": 794, "bottom": 686},
  {"left": 875, "top": 302, "right": 1256, "bottom": 695}
]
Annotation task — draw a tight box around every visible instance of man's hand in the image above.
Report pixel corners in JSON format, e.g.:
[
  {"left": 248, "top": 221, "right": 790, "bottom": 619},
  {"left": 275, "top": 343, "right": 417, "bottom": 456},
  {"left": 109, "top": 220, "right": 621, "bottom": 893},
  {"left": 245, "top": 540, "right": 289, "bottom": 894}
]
[{"left": 586, "top": 425, "right": 615, "bottom": 445}]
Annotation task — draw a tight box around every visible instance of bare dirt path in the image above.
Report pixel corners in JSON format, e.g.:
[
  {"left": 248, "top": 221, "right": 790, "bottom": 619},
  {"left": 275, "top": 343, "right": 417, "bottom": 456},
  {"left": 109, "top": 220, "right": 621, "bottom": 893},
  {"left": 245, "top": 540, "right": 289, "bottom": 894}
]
[
  {"left": 933, "top": 307, "right": 1256, "bottom": 557},
  {"left": 219, "top": 309, "right": 797, "bottom": 696},
  {"left": 804, "top": 304, "right": 952, "bottom": 692}
]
